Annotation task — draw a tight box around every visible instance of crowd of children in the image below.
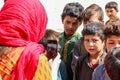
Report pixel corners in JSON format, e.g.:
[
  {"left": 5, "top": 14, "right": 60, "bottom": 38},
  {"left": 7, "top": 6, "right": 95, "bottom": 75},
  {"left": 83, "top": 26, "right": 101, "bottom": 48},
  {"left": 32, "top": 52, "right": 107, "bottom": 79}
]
[{"left": 0, "top": 0, "right": 120, "bottom": 80}]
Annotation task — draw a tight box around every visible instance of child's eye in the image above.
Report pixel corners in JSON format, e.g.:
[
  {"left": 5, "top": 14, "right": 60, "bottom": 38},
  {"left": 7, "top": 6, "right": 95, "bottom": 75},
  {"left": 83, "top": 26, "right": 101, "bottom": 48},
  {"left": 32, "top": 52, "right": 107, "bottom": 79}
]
[
  {"left": 110, "top": 10, "right": 113, "bottom": 13},
  {"left": 108, "top": 42, "right": 114, "bottom": 44},
  {"left": 92, "top": 39, "right": 98, "bottom": 43},
  {"left": 84, "top": 39, "right": 89, "bottom": 42},
  {"left": 66, "top": 21, "right": 71, "bottom": 24},
  {"left": 72, "top": 22, "right": 78, "bottom": 26}
]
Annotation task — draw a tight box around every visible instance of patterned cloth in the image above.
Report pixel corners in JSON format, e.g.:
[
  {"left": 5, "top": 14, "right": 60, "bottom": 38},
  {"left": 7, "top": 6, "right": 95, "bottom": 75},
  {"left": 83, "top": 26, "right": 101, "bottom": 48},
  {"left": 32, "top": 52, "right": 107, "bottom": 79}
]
[
  {"left": 0, "top": 0, "right": 51, "bottom": 79},
  {"left": 0, "top": 47, "right": 52, "bottom": 80}
]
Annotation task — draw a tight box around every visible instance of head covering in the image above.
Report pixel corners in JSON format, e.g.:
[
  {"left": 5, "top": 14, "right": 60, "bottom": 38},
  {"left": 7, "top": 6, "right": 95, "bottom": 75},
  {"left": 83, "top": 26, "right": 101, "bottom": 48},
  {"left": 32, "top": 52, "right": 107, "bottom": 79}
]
[
  {"left": 0, "top": 0, "right": 47, "bottom": 46},
  {"left": 0, "top": 0, "right": 48, "bottom": 80}
]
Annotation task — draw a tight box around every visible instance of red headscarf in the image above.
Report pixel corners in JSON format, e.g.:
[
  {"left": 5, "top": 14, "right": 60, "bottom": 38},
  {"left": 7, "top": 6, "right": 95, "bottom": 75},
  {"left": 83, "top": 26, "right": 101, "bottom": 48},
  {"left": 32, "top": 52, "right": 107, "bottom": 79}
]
[{"left": 0, "top": 0, "right": 48, "bottom": 80}]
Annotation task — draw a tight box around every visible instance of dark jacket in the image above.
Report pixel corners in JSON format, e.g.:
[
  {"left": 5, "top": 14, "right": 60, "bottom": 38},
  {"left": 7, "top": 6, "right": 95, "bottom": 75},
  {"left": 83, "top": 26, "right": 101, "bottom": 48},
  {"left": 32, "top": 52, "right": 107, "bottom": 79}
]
[
  {"left": 71, "top": 37, "right": 88, "bottom": 74},
  {"left": 73, "top": 53, "right": 106, "bottom": 80}
]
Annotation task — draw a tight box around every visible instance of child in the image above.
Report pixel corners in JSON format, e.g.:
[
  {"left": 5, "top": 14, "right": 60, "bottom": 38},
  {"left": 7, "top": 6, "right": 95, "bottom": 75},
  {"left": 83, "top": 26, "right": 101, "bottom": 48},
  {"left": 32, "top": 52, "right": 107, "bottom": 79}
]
[
  {"left": 83, "top": 4, "right": 104, "bottom": 26},
  {"left": 92, "top": 19, "right": 120, "bottom": 80},
  {"left": 105, "top": 1, "right": 119, "bottom": 24},
  {"left": 39, "top": 29, "right": 68, "bottom": 80},
  {"left": 72, "top": 3, "right": 104, "bottom": 73},
  {"left": 104, "top": 47, "right": 120, "bottom": 80},
  {"left": 59, "top": 2, "right": 84, "bottom": 80},
  {"left": 74, "top": 22, "right": 105, "bottom": 80}
]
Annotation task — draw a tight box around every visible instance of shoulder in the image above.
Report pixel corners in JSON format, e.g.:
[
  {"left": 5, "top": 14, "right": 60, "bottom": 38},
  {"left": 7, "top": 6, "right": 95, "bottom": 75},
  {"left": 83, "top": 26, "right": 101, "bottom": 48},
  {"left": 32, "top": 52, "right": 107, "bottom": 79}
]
[
  {"left": 75, "top": 37, "right": 83, "bottom": 44},
  {"left": 74, "top": 37, "right": 84, "bottom": 48},
  {"left": 75, "top": 32, "right": 82, "bottom": 39},
  {"left": 70, "top": 33, "right": 81, "bottom": 43},
  {"left": 39, "top": 54, "right": 48, "bottom": 62},
  {"left": 77, "top": 55, "right": 87, "bottom": 64},
  {"left": 59, "top": 32, "right": 65, "bottom": 41}
]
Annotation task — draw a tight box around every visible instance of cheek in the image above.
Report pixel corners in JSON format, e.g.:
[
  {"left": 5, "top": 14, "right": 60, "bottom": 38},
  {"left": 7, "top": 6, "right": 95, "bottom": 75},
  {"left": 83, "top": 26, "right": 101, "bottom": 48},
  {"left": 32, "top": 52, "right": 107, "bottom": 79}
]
[
  {"left": 84, "top": 42, "right": 89, "bottom": 49},
  {"left": 63, "top": 25, "right": 68, "bottom": 32},
  {"left": 106, "top": 45, "right": 113, "bottom": 52},
  {"left": 71, "top": 27, "right": 77, "bottom": 32}
]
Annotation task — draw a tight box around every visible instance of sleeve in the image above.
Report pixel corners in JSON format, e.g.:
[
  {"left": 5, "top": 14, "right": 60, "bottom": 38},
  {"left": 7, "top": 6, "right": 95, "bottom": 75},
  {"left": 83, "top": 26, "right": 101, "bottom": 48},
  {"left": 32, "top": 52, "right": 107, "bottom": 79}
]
[
  {"left": 71, "top": 39, "right": 80, "bottom": 73},
  {"left": 73, "top": 58, "right": 80, "bottom": 80},
  {"left": 59, "top": 60, "right": 68, "bottom": 80}
]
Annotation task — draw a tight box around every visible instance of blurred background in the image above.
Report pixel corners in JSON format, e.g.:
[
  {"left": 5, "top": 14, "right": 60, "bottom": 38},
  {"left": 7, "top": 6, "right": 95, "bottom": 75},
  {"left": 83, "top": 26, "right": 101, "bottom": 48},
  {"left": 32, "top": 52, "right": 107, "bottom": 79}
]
[{"left": 0, "top": 0, "right": 120, "bottom": 34}]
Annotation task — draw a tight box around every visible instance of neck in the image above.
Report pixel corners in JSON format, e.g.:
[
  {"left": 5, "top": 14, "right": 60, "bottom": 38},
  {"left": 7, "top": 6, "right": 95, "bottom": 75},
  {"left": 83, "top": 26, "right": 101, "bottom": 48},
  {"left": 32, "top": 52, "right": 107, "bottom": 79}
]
[
  {"left": 89, "top": 51, "right": 103, "bottom": 65},
  {"left": 64, "top": 32, "right": 75, "bottom": 39},
  {"left": 90, "top": 50, "right": 103, "bottom": 59}
]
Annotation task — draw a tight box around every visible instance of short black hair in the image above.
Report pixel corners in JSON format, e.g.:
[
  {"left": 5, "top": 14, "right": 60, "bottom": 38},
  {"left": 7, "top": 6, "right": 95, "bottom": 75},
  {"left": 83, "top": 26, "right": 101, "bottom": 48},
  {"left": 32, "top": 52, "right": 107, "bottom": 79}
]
[
  {"left": 61, "top": 2, "right": 84, "bottom": 23},
  {"left": 4, "top": 0, "right": 6, "bottom": 2},
  {"left": 105, "top": 1, "right": 118, "bottom": 11},
  {"left": 39, "top": 29, "right": 60, "bottom": 49},
  {"left": 82, "top": 22, "right": 104, "bottom": 41}
]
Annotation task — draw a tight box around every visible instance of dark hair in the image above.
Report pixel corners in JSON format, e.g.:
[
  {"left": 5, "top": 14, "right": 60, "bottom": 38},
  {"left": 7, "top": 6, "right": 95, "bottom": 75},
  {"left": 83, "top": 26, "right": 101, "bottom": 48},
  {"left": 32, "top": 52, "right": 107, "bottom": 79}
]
[
  {"left": 61, "top": 2, "right": 84, "bottom": 23},
  {"left": 4, "top": 0, "right": 6, "bottom": 2},
  {"left": 104, "top": 47, "right": 120, "bottom": 80},
  {"left": 105, "top": 1, "right": 118, "bottom": 11},
  {"left": 83, "top": 4, "right": 104, "bottom": 22},
  {"left": 39, "top": 29, "right": 60, "bottom": 49},
  {"left": 82, "top": 22, "right": 104, "bottom": 41},
  {"left": 104, "top": 20, "right": 120, "bottom": 39}
]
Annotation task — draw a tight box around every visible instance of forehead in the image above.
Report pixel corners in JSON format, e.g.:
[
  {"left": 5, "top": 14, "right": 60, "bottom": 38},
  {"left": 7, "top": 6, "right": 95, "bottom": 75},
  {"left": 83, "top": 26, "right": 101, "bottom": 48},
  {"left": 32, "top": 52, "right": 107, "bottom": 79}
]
[
  {"left": 63, "top": 16, "right": 79, "bottom": 22},
  {"left": 84, "top": 35, "right": 101, "bottom": 39},
  {"left": 106, "top": 35, "right": 120, "bottom": 40},
  {"left": 105, "top": 8, "right": 117, "bottom": 11}
]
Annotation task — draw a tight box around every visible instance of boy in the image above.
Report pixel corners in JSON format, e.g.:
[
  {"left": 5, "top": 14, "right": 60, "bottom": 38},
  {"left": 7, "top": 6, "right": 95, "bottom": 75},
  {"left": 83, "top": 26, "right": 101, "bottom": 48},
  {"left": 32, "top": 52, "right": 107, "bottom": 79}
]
[
  {"left": 92, "top": 20, "right": 120, "bottom": 80},
  {"left": 104, "top": 47, "right": 120, "bottom": 80},
  {"left": 74, "top": 22, "right": 105, "bottom": 80},
  {"left": 72, "top": 4, "right": 104, "bottom": 73},
  {"left": 39, "top": 29, "right": 68, "bottom": 80},
  {"left": 105, "top": 1, "right": 119, "bottom": 24},
  {"left": 59, "top": 2, "right": 84, "bottom": 80},
  {"left": 83, "top": 4, "right": 104, "bottom": 26}
]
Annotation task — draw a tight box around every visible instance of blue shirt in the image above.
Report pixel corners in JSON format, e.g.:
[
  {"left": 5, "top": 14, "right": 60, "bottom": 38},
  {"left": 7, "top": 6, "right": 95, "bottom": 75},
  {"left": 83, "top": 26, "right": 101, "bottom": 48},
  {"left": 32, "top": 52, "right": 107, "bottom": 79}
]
[{"left": 92, "top": 64, "right": 110, "bottom": 80}]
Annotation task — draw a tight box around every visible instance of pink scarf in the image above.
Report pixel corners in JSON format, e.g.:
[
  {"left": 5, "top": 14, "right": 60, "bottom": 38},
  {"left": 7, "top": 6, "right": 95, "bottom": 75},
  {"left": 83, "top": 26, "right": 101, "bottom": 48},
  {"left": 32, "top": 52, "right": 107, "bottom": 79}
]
[{"left": 0, "top": 0, "right": 48, "bottom": 80}]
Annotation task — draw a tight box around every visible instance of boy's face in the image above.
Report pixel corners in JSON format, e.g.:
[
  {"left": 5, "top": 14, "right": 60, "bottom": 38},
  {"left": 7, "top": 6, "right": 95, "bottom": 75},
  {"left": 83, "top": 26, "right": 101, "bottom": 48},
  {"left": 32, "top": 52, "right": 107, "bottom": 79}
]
[
  {"left": 62, "top": 15, "right": 81, "bottom": 37},
  {"left": 105, "top": 35, "right": 120, "bottom": 52},
  {"left": 84, "top": 35, "right": 104, "bottom": 56},
  {"left": 105, "top": 8, "right": 118, "bottom": 19}
]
